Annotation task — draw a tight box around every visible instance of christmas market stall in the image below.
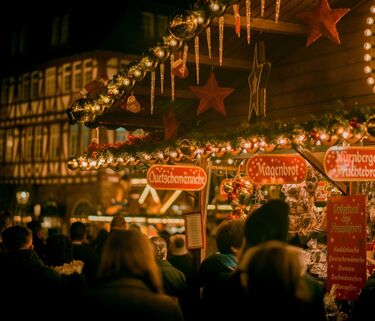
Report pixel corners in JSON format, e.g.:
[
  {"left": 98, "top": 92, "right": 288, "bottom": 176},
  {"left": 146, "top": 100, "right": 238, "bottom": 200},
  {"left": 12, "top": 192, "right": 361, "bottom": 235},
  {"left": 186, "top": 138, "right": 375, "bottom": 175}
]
[{"left": 65, "top": 0, "right": 375, "bottom": 312}]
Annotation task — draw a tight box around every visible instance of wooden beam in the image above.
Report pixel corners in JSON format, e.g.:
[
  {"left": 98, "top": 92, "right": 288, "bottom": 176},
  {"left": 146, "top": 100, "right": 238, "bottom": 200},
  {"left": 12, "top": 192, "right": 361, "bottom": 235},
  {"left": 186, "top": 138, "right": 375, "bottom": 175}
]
[{"left": 214, "top": 14, "right": 309, "bottom": 36}]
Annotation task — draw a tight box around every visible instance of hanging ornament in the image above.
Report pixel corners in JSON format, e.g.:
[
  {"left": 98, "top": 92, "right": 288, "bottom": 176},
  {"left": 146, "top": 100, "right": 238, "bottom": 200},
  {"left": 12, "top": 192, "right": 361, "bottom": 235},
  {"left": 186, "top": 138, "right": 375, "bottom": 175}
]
[
  {"left": 367, "top": 115, "right": 375, "bottom": 139},
  {"left": 195, "top": 36, "right": 200, "bottom": 84},
  {"left": 140, "top": 55, "right": 158, "bottom": 72},
  {"left": 179, "top": 139, "right": 194, "bottom": 156},
  {"left": 192, "top": 7, "right": 211, "bottom": 34},
  {"left": 246, "top": 0, "right": 251, "bottom": 44},
  {"left": 172, "top": 58, "right": 189, "bottom": 79},
  {"left": 206, "top": 27, "right": 212, "bottom": 59},
  {"left": 150, "top": 71, "right": 155, "bottom": 115},
  {"left": 170, "top": 53, "right": 175, "bottom": 101},
  {"left": 261, "top": 0, "right": 265, "bottom": 17},
  {"left": 150, "top": 43, "right": 170, "bottom": 64},
  {"left": 127, "top": 62, "right": 146, "bottom": 82},
  {"left": 206, "top": 0, "right": 228, "bottom": 18},
  {"left": 114, "top": 73, "right": 135, "bottom": 93},
  {"left": 160, "top": 63, "right": 165, "bottom": 94},
  {"left": 275, "top": 0, "right": 281, "bottom": 23},
  {"left": 182, "top": 43, "right": 189, "bottom": 69},
  {"left": 126, "top": 95, "right": 141, "bottom": 113},
  {"left": 223, "top": 181, "right": 235, "bottom": 194},
  {"left": 162, "top": 33, "right": 184, "bottom": 52},
  {"left": 70, "top": 99, "right": 95, "bottom": 123},
  {"left": 219, "top": 16, "right": 224, "bottom": 66},
  {"left": 233, "top": 4, "right": 241, "bottom": 37},
  {"left": 297, "top": 0, "right": 350, "bottom": 47},
  {"left": 168, "top": 10, "right": 199, "bottom": 41},
  {"left": 66, "top": 157, "right": 79, "bottom": 170}
]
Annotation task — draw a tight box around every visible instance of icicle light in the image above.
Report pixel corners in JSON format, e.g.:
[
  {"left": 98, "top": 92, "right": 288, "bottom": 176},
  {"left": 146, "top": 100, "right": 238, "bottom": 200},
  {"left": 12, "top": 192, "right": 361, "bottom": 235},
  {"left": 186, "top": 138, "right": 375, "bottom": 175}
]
[
  {"left": 150, "top": 71, "right": 155, "bottom": 115},
  {"left": 233, "top": 4, "right": 241, "bottom": 37},
  {"left": 170, "top": 53, "right": 175, "bottom": 101},
  {"left": 183, "top": 43, "right": 188, "bottom": 69},
  {"left": 275, "top": 0, "right": 281, "bottom": 23},
  {"left": 194, "top": 36, "right": 200, "bottom": 84},
  {"left": 206, "top": 27, "right": 212, "bottom": 59},
  {"left": 160, "top": 63, "right": 164, "bottom": 94},
  {"left": 219, "top": 16, "right": 224, "bottom": 66},
  {"left": 246, "top": 0, "right": 251, "bottom": 44},
  {"left": 261, "top": 0, "right": 265, "bottom": 17}
]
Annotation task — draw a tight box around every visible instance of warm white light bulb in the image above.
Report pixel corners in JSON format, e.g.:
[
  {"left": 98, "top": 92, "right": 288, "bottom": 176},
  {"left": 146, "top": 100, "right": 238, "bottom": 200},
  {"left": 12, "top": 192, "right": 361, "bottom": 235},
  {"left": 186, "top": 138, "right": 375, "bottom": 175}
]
[
  {"left": 364, "top": 65, "right": 372, "bottom": 73},
  {"left": 364, "top": 28, "right": 373, "bottom": 37},
  {"left": 371, "top": 5, "right": 375, "bottom": 14},
  {"left": 364, "top": 53, "right": 372, "bottom": 62},
  {"left": 367, "top": 17, "right": 374, "bottom": 25},
  {"left": 364, "top": 42, "right": 372, "bottom": 50},
  {"left": 367, "top": 76, "right": 375, "bottom": 85}
]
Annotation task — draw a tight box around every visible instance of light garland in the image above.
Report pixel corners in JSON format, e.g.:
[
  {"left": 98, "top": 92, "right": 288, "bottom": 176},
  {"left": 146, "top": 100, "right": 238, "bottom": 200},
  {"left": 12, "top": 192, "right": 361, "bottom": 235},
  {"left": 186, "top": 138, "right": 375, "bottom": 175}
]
[
  {"left": 364, "top": 4, "right": 375, "bottom": 92},
  {"left": 66, "top": 107, "right": 375, "bottom": 171}
]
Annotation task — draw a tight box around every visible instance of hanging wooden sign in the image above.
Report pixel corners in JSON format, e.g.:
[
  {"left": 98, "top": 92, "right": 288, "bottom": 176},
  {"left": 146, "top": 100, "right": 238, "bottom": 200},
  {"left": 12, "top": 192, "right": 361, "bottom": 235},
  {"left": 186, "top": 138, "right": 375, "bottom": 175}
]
[
  {"left": 147, "top": 165, "right": 207, "bottom": 191},
  {"left": 246, "top": 154, "right": 307, "bottom": 185},
  {"left": 324, "top": 146, "right": 375, "bottom": 181}
]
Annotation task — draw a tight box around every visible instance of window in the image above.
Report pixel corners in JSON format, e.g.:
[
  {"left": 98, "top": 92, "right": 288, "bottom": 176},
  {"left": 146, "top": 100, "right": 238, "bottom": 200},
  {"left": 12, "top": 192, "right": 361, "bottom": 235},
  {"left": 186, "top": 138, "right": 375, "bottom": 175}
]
[
  {"left": 73, "top": 61, "right": 82, "bottom": 92},
  {"left": 31, "top": 71, "right": 40, "bottom": 98},
  {"left": 6, "top": 131, "right": 13, "bottom": 162},
  {"left": 51, "top": 15, "right": 70, "bottom": 46},
  {"left": 49, "top": 124, "right": 60, "bottom": 159},
  {"left": 83, "top": 59, "right": 93, "bottom": 85},
  {"left": 22, "top": 73, "right": 30, "bottom": 100},
  {"left": 25, "top": 127, "right": 33, "bottom": 160},
  {"left": 142, "top": 12, "right": 154, "bottom": 42},
  {"left": 34, "top": 126, "right": 43, "bottom": 160},
  {"left": 81, "top": 126, "right": 91, "bottom": 152},
  {"left": 62, "top": 64, "right": 72, "bottom": 93},
  {"left": 115, "top": 128, "right": 128, "bottom": 142},
  {"left": 156, "top": 15, "right": 168, "bottom": 37},
  {"left": 1, "top": 78, "right": 9, "bottom": 105},
  {"left": 69, "top": 124, "right": 79, "bottom": 156},
  {"left": 45, "top": 67, "right": 56, "bottom": 96}
]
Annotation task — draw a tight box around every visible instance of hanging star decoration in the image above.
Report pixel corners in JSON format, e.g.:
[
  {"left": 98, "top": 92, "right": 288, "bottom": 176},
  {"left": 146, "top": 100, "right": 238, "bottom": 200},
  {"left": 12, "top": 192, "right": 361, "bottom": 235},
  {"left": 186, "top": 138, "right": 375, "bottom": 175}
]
[
  {"left": 297, "top": 0, "right": 350, "bottom": 47},
  {"left": 190, "top": 72, "right": 234, "bottom": 117},
  {"left": 163, "top": 107, "right": 180, "bottom": 140},
  {"left": 248, "top": 41, "right": 271, "bottom": 123}
]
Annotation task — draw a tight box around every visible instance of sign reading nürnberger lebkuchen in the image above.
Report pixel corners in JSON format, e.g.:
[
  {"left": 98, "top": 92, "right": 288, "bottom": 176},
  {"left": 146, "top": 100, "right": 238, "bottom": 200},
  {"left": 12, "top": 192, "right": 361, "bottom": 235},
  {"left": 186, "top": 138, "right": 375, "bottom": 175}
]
[
  {"left": 324, "top": 146, "right": 375, "bottom": 181},
  {"left": 246, "top": 154, "right": 307, "bottom": 185},
  {"left": 147, "top": 165, "right": 207, "bottom": 191}
]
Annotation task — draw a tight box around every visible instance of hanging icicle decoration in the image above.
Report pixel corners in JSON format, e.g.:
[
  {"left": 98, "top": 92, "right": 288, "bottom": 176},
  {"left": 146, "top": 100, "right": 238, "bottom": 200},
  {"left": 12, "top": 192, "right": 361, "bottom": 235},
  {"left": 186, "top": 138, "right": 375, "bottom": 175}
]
[
  {"left": 261, "top": 0, "right": 265, "bottom": 17},
  {"left": 150, "top": 71, "right": 155, "bottom": 115},
  {"left": 206, "top": 27, "right": 212, "bottom": 59},
  {"left": 170, "top": 53, "right": 175, "bottom": 101},
  {"left": 194, "top": 36, "right": 200, "bottom": 84},
  {"left": 233, "top": 4, "right": 241, "bottom": 38},
  {"left": 182, "top": 43, "right": 188, "bottom": 69},
  {"left": 246, "top": 0, "right": 251, "bottom": 44},
  {"left": 275, "top": 0, "right": 281, "bottom": 23},
  {"left": 160, "top": 63, "right": 164, "bottom": 94},
  {"left": 219, "top": 16, "right": 224, "bottom": 66}
]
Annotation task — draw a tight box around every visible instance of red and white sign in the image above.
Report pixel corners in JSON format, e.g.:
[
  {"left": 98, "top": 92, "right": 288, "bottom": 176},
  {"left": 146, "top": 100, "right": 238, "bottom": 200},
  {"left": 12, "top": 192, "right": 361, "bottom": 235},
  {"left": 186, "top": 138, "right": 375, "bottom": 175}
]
[
  {"left": 246, "top": 154, "right": 307, "bottom": 185},
  {"left": 147, "top": 165, "right": 207, "bottom": 191},
  {"left": 324, "top": 146, "right": 375, "bottom": 181},
  {"left": 327, "top": 195, "right": 367, "bottom": 300}
]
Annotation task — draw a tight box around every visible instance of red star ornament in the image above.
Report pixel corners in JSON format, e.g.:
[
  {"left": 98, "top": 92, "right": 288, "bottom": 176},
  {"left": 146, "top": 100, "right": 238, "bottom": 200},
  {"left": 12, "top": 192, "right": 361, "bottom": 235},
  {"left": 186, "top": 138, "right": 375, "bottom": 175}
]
[
  {"left": 163, "top": 107, "right": 180, "bottom": 141},
  {"left": 297, "top": 0, "right": 350, "bottom": 47},
  {"left": 190, "top": 72, "right": 234, "bottom": 116}
]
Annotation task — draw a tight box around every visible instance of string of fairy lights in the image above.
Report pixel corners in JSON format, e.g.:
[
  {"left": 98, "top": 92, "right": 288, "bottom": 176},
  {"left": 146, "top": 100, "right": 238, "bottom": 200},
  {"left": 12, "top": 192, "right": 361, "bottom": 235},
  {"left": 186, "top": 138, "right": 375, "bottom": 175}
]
[{"left": 364, "top": 4, "right": 375, "bottom": 90}]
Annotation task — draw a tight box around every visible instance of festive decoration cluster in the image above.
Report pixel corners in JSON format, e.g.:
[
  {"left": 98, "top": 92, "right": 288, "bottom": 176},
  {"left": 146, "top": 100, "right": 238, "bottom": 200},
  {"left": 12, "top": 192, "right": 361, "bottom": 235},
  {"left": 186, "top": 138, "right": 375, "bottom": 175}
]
[{"left": 67, "top": 107, "right": 375, "bottom": 171}]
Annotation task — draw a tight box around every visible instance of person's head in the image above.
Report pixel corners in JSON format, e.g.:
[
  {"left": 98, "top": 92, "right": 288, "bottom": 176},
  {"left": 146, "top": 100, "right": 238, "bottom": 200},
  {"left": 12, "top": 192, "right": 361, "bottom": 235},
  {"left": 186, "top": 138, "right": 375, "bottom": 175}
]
[
  {"left": 27, "top": 220, "right": 44, "bottom": 239},
  {"left": 244, "top": 199, "right": 290, "bottom": 248},
  {"left": 216, "top": 219, "right": 244, "bottom": 254},
  {"left": 70, "top": 221, "right": 87, "bottom": 242},
  {"left": 0, "top": 210, "right": 12, "bottom": 235},
  {"left": 110, "top": 214, "right": 127, "bottom": 232},
  {"left": 150, "top": 236, "right": 167, "bottom": 260},
  {"left": 239, "top": 241, "right": 307, "bottom": 301},
  {"left": 169, "top": 234, "right": 188, "bottom": 256},
  {"left": 46, "top": 234, "right": 73, "bottom": 266},
  {"left": 128, "top": 223, "right": 141, "bottom": 233},
  {"left": 2, "top": 225, "right": 32, "bottom": 251},
  {"left": 98, "top": 230, "right": 162, "bottom": 293}
]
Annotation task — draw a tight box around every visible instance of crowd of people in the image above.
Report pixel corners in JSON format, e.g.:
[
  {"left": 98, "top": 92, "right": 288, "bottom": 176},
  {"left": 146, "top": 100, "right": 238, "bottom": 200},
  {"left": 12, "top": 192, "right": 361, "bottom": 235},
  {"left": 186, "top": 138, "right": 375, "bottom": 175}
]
[{"left": 0, "top": 200, "right": 374, "bottom": 320}]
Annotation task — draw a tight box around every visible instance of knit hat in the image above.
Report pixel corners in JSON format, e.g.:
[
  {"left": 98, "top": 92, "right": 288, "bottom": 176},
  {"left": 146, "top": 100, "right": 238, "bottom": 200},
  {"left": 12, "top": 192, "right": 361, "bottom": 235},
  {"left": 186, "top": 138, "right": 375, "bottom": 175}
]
[{"left": 169, "top": 234, "right": 188, "bottom": 256}]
